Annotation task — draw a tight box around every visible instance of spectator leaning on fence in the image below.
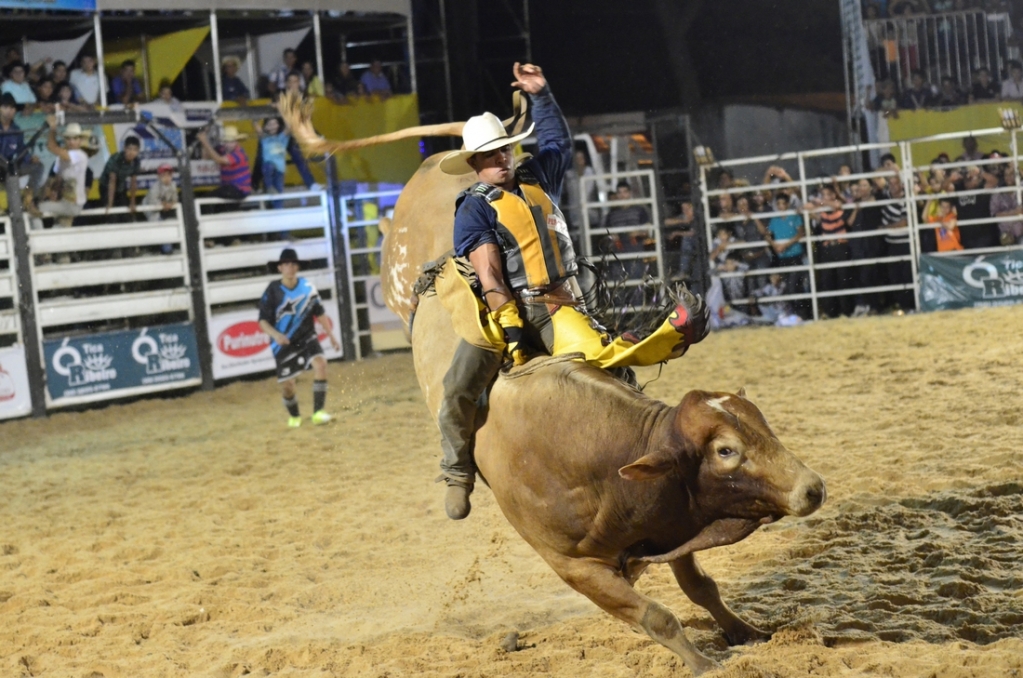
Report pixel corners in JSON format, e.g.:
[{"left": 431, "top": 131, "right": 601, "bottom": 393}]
[
  {"left": 359, "top": 60, "right": 392, "bottom": 98},
  {"left": 991, "top": 165, "right": 1023, "bottom": 245},
  {"left": 1, "top": 61, "right": 37, "bottom": 109},
  {"left": 143, "top": 164, "right": 179, "bottom": 223},
  {"left": 269, "top": 49, "right": 304, "bottom": 93},
  {"left": 300, "top": 62, "right": 324, "bottom": 97},
  {"left": 329, "top": 62, "right": 362, "bottom": 103},
  {"left": 1002, "top": 61, "right": 1023, "bottom": 101},
  {"left": 969, "top": 67, "right": 999, "bottom": 102},
  {"left": 111, "top": 60, "right": 144, "bottom": 105},
  {"left": 900, "top": 70, "right": 937, "bottom": 110},
  {"left": 926, "top": 196, "right": 963, "bottom": 252},
  {"left": 197, "top": 125, "right": 251, "bottom": 201},
  {"left": 766, "top": 193, "right": 807, "bottom": 307},
  {"left": 880, "top": 175, "right": 913, "bottom": 311},
  {"left": 955, "top": 165, "right": 1000, "bottom": 249},
  {"left": 808, "top": 185, "right": 855, "bottom": 318},
  {"left": 69, "top": 55, "right": 101, "bottom": 107},
  {"left": 221, "top": 56, "right": 249, "bottom": 104},
  {"left": 102, "top": 137, "right": 141, "bottom": 218}
]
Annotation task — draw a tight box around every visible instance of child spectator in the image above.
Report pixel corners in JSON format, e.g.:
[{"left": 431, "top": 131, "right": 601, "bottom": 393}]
[
  {"left": 111, "top": 60, "right": 144, "bottom": 105},
  {"left": 156, "top": 80, "right": 183, "bottom": 112},
  {"left": 268, "top": 49, "right": 303, "bottom": 93},
  {"left": 197, "top": 125, "right": 251, "bottom": 201},
  {"left": 257, "top": 117, "right": 289, "bottom": 204},
  {"left": 221, "top": 56, "right": 249, "bottom": 104},
  {"left": 360, "top": 59, "right": 392, "bottom": 98},
  {"left": 750, "top": 273, "right": 801, "bottom": 325},
  {"left": 969, "top": 67, "right": 999, "bottom": 102},
  {"left": 808, "top": 185, "right": 854, "bottom": 317},
  {"left": 926, "top": 196, "right": 963, "bottom": 252},
  {"left": 53, "top": 82, "right": 88, "bottom": 113},
  {"left": 69, "top": 55, "right": 101, "bottom": 106},
  {"left": 34, "top": 78, "right": 55, "bottom": 113},
  {"left": 767, "top": 193, "right": 807, "bottom": 301},
  {"left": 284, "top": 71, "right": 305, "bottom": 99},
  {"left": 300, "top": 62, "right": 324, "bottom": 97},
  {"left": 102, "top": 137, "right": 141, "bottom": 218},
  {"left": 51, "top": 61, "right": 69, "bottom": 89},
  {"left": 143, "top": 163, "right": 178, "bottom": 218}
]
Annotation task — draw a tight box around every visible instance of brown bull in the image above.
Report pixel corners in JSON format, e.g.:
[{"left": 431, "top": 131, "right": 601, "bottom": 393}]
[
  {"left": 375, "top": 154, "right": 826, "bottom": 675},
  {"left": 278, "top": 101, "right": 827, "bottom": 674}
]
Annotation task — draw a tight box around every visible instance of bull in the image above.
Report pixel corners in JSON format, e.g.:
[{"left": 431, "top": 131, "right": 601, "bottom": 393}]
[{"left": 279, "top": 100, "right": 827, "bottom": 675}]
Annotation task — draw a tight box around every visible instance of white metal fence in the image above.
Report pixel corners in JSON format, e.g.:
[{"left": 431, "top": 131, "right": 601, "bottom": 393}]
[
  {"left": 864, "top": 10, "right": 1018, "bottom": 94},
  {"left": 0, "top": 216, "right": 19, "bottom": 347},
  {"left": 338, "top": 187, "right": 404, "bottom": 360},
  {"left": 579, "top": 169, "right": 665, "bottom": 312},
  {"left": 194, "top": 191, "right": 344, "bottom": 380},
  {"left": 700, "top": 126, "right": 1023, "bottom": 321}
]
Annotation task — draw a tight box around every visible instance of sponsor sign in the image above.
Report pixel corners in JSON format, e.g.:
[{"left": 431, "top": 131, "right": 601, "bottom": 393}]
[
  {"left": 0, "top": 345, "right": 32, "bottom": 421},
  {"left": 919, "top": 252, "right": 1023, "bottom": 312},
  {"left": 0, "top": 0, "right": 95, "bottom": 10},
  {"left": 111, "top": 109, "right": 221, "bottom": 189},
  {"left": 43, "top": 323, "right": 202, "bottom": 403},
  {"left": 209, "top": 300, "right": 343, "bottom": 380}
]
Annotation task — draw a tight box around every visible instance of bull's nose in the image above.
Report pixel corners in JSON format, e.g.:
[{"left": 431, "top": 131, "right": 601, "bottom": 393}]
[{"left": 805, "top": 479, "right": 826, "bottom": 509}]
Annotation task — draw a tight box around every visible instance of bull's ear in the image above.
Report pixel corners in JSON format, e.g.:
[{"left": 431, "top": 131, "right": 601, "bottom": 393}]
[
  {"left": 737, "top": 386, "right": 748, "bottom": 399},
  {"left": 619, "top": 454, "right": 673, "bottom": 481}
]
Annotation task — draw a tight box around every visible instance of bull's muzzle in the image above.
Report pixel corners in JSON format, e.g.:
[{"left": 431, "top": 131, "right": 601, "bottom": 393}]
[{"left": 787, "top": 471, "right": 827, "bottom": 517}]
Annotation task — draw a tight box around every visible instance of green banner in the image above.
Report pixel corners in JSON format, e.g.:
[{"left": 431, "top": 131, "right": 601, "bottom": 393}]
[{"left": 919, "top": 252, "right": 1023, "bottom": 312}]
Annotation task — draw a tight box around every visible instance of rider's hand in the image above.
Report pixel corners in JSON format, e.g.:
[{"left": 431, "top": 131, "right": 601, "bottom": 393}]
[
  {"left": 492, "top": 300, "right": 528, "bottom": 366},
  {"left": 511, "top": 63, "right": 546, "bottom": 95}
]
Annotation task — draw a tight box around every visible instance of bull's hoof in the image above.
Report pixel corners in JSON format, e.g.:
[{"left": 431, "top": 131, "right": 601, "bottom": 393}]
[
  {"left": 445, "top": 484, "right": 472, "bottom": 520},
  {"left": 724, "top": 623, "right": 772, "bottom": 646},
  {"left": 688, "top": 655, "right": 722, "bottom": 676}
]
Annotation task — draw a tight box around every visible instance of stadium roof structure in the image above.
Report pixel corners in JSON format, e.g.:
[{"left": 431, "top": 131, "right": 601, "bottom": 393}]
[{"left": 93, "top": 0, "right": 409, "bottom": 16}]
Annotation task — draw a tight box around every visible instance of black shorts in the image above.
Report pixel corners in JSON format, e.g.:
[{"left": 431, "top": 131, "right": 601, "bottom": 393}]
[{"left": 274, "top": 334, "right": 324, "bottom": 382}]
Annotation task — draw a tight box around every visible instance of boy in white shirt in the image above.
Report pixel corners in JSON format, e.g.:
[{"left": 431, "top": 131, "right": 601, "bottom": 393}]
[{"left": 35, "top": 117, "right": 91, "bottom": 228}]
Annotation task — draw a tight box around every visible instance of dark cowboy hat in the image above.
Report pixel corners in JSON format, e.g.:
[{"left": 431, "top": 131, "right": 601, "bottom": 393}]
[{"left": 268, "top": 247, "right": 305, "bottom": 272}]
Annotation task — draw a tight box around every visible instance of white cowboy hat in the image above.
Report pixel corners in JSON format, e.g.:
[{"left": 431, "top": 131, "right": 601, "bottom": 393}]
[
  {"left": 221, "top": 125, "right": 248, "bottom": 142},
  {"left": 439, "top": 112, "right": 534, "bottom": 175},
  {"left": 221, "top": 55, "right": 242, "bottom": 69},
  {"left": 61, "top": 122, "right": 90, "bottom": 138}
]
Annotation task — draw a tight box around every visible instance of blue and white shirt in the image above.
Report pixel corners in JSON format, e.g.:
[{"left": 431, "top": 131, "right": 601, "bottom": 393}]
[{"left": 257, "top": 277, "right": 325, "bottom": 355}]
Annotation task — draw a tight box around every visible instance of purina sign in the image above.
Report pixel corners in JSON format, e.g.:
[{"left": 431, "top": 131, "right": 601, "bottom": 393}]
[
  {"left": 0, "top": 345, "right": 32, "bottom": 421},
  {"left": 43, "top": 323, "right": 202, "bottom": 404},
  {"left": 208, "top": 304, "right": 342, "bottom": 380}
]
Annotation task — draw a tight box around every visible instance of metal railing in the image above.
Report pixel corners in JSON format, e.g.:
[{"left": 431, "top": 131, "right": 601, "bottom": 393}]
[
  {"left": 699, "top": 126, "right": 1023, "bottom": 321},
  {"left": 864, "top": 11, "right": 1018, "bottom": 94},
  {"left": 579, "top": 169, "right": 665, "bottom": 313},
  {"left": 0, "top": 216, "right": 19, "bottom": 348}
]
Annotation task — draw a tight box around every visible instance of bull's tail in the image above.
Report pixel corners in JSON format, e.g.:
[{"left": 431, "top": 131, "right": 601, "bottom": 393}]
[{"left": 277, "top": 92, "right": 465, "bottom": 155}]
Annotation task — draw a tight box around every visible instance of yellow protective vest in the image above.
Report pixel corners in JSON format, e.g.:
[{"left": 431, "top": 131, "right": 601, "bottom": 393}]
[{"left": 463, "top": 180, "right": 578, "bottom": 293}]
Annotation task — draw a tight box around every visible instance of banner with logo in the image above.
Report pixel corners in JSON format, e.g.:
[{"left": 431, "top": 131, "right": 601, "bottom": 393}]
[
  {"left": 0, "top": 0, "right": 94, "bottom": 9},
  {"left": 0, "top": 345, "right": 32, "bottom": 421},
  {"left": 209, "top": 301, "right": 342, "bottom": 380},
  {"left": 919, "top": 252, "right": 1023, "bottom": 312},
  {"left": 43, "top": 323, "right": 202, "bottom": 405}
]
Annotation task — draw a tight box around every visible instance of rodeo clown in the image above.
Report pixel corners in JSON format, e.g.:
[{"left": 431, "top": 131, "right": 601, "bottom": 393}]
[{"left": 434, "top": 62, "right": 709, "bottom": 520}]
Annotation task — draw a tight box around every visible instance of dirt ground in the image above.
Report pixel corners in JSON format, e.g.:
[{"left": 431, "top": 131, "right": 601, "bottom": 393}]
[{"left": 2, "top": 305, "right": 1023, "bottom": 678}]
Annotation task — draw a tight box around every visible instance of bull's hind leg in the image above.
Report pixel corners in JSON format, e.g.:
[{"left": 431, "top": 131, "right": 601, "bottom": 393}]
[
  {"left": 548, "top": 554, "right": 720, "bottom": 676},
  {"left": 670, "top": 553, "right": 770, "bottom": 646}
]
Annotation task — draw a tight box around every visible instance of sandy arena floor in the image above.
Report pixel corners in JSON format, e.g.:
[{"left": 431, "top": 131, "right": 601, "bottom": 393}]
[{"left": 2, "top": 305, "right": 1023, "bottom": 678}]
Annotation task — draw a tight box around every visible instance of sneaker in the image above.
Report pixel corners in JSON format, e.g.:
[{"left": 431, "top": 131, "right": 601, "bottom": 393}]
[
  {"left": 310, "top": 410, "right": 332, "bottom": 425},
  {"left": 852, "top": 304, "right": 870, "bottom": 318},
  {"left": 287, "top": 416, "right": 302, "bottom": 428}
]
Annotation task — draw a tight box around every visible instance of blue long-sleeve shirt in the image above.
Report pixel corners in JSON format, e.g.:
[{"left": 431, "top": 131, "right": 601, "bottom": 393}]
[
  {"left": 453, "top": 86, "right": 573, "bottom": 258},
  {"left": 1, "top": 121, "right": 26, "bottom": 164}
]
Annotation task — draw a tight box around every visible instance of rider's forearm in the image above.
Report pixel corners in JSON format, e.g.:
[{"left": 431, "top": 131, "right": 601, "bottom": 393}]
[{"left": 468, "top": 243, "right": 514, "bottom": 312}]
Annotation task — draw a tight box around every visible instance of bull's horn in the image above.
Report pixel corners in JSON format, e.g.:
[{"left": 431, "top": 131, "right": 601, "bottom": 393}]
[{"left": 277, "top": 91, "right": 466, "bottom": 156}]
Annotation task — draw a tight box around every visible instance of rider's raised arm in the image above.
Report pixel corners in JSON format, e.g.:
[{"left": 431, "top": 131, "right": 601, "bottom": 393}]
[{"left": 524, "top": 85, "right": 573, "bottom": 200}]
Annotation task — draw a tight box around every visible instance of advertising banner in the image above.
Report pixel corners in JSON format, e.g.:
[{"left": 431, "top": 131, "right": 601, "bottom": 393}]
[
  {"left": 919, "top": 252, "right": 1023, "bottom": 312},
  {"left": 43, "top": 323, "right": 202, "bottom": 404},
  {"left": 109, "top": 112, "right": 221, "bottom": 189},
  {"left": 0, "top": 345, "right": 32, "bottom": 421},
  {"left": 209, "top": 300, "right": 343, "bottom": 380},
  {"left": 0, "top": 0, "right": 95, "bottom": 10}
]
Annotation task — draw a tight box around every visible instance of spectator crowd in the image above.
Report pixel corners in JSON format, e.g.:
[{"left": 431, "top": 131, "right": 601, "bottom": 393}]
[{"left": 699, "top": 140, "right": 1023, "bottom": 326}]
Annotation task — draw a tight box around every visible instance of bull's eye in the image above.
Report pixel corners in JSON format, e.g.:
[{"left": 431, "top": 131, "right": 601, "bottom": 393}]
[{"left": 717, "top": 447, "right": 737, "bottom": 459}]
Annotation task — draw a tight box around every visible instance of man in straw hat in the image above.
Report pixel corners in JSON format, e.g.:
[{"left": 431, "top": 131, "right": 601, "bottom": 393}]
[
  {"left": 434, "top": 63, "right": 709, "bottom": 521},
  {"left": 41, "top": 115, "right": 94, "bottom": 226},
  {"left": 258, "top": 248, "right": 341, "bottom": 427},
  {"left": 221, "top": 55, "right": 250, "bottom": 104},
  {"left": 197, "top": 124, "right": 252, "bottom": 201}
]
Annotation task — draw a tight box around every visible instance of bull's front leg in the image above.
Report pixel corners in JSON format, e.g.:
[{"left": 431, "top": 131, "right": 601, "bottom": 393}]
[
  {"left": 546, "top": 553, "right": 721, "bottom": 676},
  {"left": 670, "top": 553, "right": 770, "bottom": 646}
]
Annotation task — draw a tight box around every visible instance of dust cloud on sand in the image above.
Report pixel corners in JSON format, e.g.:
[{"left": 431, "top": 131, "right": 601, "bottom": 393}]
[{"left": 2, "top": 305, "right": 1023, "bottom": 677}]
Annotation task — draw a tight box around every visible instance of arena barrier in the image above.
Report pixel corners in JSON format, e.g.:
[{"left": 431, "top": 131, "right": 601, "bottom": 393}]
[
  {"left": 0, "top": 215, "right": 32, "bottom": 420},
  {"left": 338, "top": 186, "right": 405, "bottom": 359},
  {"left": 579, "top": 169, "right": 665, "bottom": 314},
  {"left": 699, "top": 125, "right": 1023, "bottom": 321},
  {"left": 194, "top": 191, "right": 344, "bottom": 380}
]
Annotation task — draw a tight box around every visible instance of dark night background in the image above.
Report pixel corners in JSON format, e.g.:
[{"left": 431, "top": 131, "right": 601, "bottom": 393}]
[{"left": 431, "top": 0, "right": 846, "bottom": 121}]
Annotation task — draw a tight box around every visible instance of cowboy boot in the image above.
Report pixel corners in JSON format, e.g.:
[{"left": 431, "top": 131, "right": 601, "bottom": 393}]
[{"left": 445, "top": 478, "right": 474, "bottom": 520}]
